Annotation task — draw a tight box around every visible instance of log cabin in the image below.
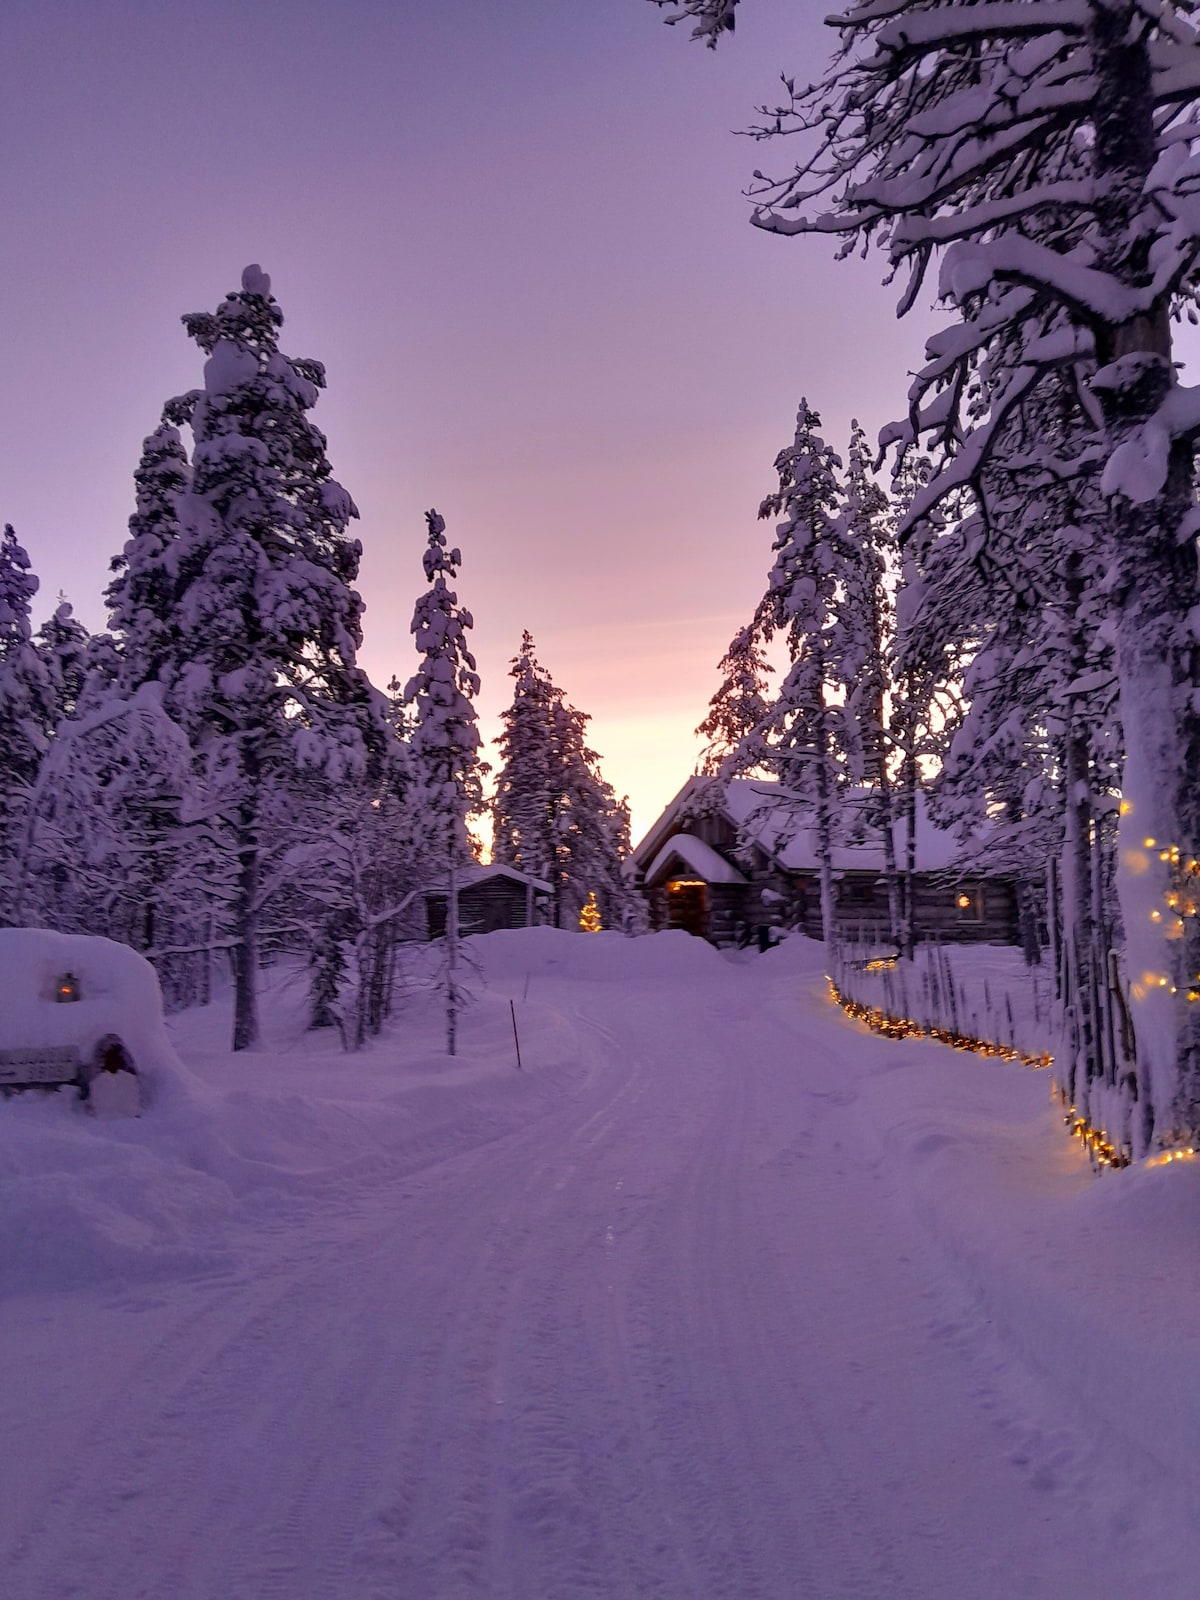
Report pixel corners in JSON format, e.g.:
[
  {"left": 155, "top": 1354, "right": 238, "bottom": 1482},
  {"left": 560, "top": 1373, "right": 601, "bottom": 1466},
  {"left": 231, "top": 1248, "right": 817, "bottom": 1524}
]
[{"left": 627, "top": 777, "right": 1018, "bottom": 947}]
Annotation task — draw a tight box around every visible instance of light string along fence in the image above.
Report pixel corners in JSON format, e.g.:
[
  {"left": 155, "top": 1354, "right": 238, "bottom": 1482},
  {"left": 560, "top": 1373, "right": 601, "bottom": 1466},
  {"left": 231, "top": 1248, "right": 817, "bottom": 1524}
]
[
  {"left": 828, "top": 936, "right": 1053, "bottom": 1066},
  {"left": 827, "top": 928, "right": 1137, "bottom": 1171}
]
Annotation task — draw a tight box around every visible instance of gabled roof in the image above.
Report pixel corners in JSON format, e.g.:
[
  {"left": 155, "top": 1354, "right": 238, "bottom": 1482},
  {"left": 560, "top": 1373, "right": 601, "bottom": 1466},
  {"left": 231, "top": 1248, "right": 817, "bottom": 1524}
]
[
  {"left": 630, "top": 776, "right": 967, "bottom": 878},
  {"left": 426, "top": 863, "right": 554, "bottom": 895},
  {"left": 628, "top": 775, "right": 711, "bottom": 874},
  {"left": 644, "top": 833, "right": 748, "bottom": 888}
]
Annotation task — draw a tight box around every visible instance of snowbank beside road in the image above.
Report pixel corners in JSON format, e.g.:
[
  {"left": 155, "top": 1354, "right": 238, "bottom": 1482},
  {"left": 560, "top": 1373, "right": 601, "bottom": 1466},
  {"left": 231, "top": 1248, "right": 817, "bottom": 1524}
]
[
  {"left": 470, "top": 924, "right": 727, "bottom": 985},
  {"left": 0, "top": 936, "right": 594, "bottom": 1297},
  {"left": 847, "top": 993, "right": 1200, "bottom": 1561}
]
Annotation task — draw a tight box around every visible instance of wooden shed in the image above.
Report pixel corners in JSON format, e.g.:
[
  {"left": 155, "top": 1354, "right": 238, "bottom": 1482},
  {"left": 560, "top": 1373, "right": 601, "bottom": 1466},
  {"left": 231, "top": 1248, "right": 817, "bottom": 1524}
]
[{"left": 425, "top": 865, "right": 553, "bottom": 939}]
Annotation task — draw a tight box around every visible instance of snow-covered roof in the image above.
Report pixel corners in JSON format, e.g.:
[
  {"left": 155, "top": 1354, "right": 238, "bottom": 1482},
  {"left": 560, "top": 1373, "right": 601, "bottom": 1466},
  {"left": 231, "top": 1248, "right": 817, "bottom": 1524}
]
[
  {"left": 630, "top": 776, "right": 712, "bottom": 873},
  {"left": 426, "top": 864, "right": 554, "bottom": 895},
  {"left": 725, "top": 780, "right": 964, "bottom": 873},
  {"left": 631, "top": 776, "right": 970, "bottom": 877},
  {"left": 644, "top": 833, "right": 749, "bottom": 888}
]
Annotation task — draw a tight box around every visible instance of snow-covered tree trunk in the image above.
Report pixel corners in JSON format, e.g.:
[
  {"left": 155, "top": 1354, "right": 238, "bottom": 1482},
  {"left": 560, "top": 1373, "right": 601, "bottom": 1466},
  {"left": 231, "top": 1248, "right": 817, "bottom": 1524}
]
[
  {"left": 232, "top": 749, "right": 261, "bottom": 1052},
  {"left": 1060, "top": 716, "right": 1098, "bottom": 1113},
  {"left": 812, "top": 688, "right": 838, "bottom": 949},
  {"left": 445, "top": 852, "right": 459, "bottom": 1057},
  {"left": 1087, "top": 10, "right": 1200, "bottom": 1145},
  {"left": 901, "top": 756, "right": 917, "bottom": 960}
]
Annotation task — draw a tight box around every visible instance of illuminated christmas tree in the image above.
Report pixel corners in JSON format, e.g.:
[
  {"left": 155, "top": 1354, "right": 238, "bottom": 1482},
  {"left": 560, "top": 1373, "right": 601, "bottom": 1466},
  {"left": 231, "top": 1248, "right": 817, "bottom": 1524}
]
[{"left": 579, "top": 891, "right": 602, "bottom": 933}]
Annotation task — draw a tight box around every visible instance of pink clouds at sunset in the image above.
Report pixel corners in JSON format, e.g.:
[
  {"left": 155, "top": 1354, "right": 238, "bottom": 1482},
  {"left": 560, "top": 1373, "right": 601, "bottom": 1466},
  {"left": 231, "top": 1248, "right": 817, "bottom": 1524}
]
[{"left": 2, "top": 0, "right": 937, "bottom": 840}]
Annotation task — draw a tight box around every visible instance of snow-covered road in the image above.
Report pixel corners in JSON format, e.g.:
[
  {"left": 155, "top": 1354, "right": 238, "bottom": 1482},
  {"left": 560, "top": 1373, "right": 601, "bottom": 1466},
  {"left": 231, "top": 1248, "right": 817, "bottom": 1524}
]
[{"left": 1, "top": 931, "right": 1196, "bottom": 1598}]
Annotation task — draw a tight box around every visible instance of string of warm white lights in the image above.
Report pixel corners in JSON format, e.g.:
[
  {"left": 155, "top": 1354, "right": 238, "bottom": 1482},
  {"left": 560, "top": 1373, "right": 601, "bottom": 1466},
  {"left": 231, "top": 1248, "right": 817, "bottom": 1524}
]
[
  {"left": 828, "top": 975, "right": 1200, "bottom": 1172},
  {"left": 826, "top": 978, "right": 1053, "bottom": 1068},
  {"left": 856, "top": 956, "right": 898, "bottom": 974},
  {"left": 1054, "top": 1091, "right": 1128, "bottom": 1170},
  {"left": 1119, "top": 802, "right": 1200, "bottom": 1002}
]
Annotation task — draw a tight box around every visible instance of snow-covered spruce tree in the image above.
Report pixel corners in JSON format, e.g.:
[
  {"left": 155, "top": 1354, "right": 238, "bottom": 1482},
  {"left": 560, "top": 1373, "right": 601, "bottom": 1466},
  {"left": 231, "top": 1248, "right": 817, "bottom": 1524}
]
[
  {"left": 887, "top": 455, "right": 950, "bottom": 959},
  {"left": 912, "top": 377, "right": 1123, "bottom": 1119},
  {"left": 404, "top": 510, "right": 486, "bottom": 1057},
  {"left": 492, "top": 631, "right": 632, "bottom": 929},
  {"left": 105, "top": 420, "right": 190, "bottom": 693},
  {"left": 744, "top": 399, "right": 852, "bottom": 945},
  {"left": 653, "top": 0, "right": 1200, "bottom": 1146},
  {"left": 492, "top": 631, "right": 560, "bottom": 892},
  {"left": 0, "top": 526, "right": 55, "bottom": 917},
  {"left": 547, "top": 691, "right": 632, "bottom": 930},
  {"left": 694, "top": 624, "right": 774, "bottom": 777},
  {"left": 21, "top": 679, "right": 196, "bottom": 949},
  {"left": 133, "top": 266, "right": 386, "bottom": 1050},
  {"left": 837, "top": 420, "right": 901, "bottom": 944},
  {"left": 35, "top": 598, "right": 90, "bottom": 730},
  {"left": 300, "top": 701, "right": 415, "bottom": 1049}
]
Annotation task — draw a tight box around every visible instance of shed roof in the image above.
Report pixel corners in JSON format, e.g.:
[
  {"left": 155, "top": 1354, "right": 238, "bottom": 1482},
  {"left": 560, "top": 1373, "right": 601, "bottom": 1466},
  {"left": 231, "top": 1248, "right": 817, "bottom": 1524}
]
[{"left": 426, "top": 863, "right": 554, "bottom": 896}]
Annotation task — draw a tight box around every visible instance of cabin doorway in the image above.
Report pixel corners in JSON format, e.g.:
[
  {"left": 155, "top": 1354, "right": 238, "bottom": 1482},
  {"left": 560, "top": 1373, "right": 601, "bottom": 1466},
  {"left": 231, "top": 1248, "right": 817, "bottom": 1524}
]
[{"left": 666, "top": 878, "right": 708, "bottom": 938}]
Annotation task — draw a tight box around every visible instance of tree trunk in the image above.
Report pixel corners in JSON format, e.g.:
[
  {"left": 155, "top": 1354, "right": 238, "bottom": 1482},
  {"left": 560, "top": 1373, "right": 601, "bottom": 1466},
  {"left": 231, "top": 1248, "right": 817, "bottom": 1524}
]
[
  {"left": 231, "top": 828, "right": 260, "bottom": 1050},
  {"left": 1090, "top": 3, "right": 1200, "bottom": 1145},
  {"left": 901, "top": 735, "right": 918, "bottom": 960},
  {"left": 814, "top": 698, "right": 838, "bottom": 951},
  {"left": 1016, "top": 879, "right": 1042, "bottom": 968},
  {"left": 446, "top": 848, "right": 459, "bottom": 1057},
  {"left": 1060, "top": 721, "right": 1098, "bottom": 1114},
  {"left": 231, "top": 748, "right": 260, "bottom": 1052}
]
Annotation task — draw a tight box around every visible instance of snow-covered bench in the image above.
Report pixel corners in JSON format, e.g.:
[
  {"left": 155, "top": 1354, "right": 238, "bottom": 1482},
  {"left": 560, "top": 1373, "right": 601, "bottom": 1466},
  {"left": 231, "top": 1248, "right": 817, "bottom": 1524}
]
[
  {"left": 0, "top": 1037, "right": 140, "bottom": 1115},
  {"left": 0, "top": 1044, "right": 86, "bottom": 1091}
]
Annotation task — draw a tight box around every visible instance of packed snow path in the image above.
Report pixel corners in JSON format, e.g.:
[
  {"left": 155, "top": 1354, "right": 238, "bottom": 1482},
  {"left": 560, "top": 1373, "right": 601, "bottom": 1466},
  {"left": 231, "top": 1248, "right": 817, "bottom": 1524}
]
[{"left": 1, "top": 932, "right": 1194, "bottom": 1599}]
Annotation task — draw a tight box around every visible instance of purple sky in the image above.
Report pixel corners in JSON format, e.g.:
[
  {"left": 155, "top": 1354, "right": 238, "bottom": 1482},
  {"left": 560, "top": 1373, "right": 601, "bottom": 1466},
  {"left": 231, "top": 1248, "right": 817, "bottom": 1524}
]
[{"left": 2, "top": 0, "right": 940, "bottom": 842}]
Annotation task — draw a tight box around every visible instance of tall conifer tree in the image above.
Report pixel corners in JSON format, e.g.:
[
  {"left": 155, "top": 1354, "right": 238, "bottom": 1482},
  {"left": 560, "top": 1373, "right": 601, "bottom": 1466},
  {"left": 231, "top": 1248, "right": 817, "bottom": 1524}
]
[
  {"left": 750, "top": 400, "right": 852, "bottom": 944},
  {"left": 405, "top": 510, "right": 485, "bottom": 1056},
  {"left": 695, "top": 625, "right": 774, "bottom": 778},
  {"left": 0, "top": 526, "right": 54, "bottom": 916},
  {"left": 493, "top": 631, "right": 631, "bottom": 928},
  {"left": 132, "top": 265, "right": 385, "bottom": 1049}
]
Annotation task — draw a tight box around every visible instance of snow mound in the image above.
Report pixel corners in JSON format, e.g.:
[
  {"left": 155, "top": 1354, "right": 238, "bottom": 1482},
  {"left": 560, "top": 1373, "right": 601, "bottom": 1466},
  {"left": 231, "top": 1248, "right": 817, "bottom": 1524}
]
[
  {"left": 0, "top": 927, "right": 195, "bottom": 1110},
  {"left": 471, "top": 926, "right": 728, "bottom": 984},
  {"left": 0, "top": 1093, "right": 236, "bottom": 1294},
  {"left": 1072, "top": 1147, "right": 1200, "bottom": 1240}
]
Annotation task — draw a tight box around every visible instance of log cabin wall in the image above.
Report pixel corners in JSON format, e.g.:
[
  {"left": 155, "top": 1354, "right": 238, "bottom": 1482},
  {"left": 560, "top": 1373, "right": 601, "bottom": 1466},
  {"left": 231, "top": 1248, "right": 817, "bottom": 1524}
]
[
  {"left": 648, "top": 868, "right": 1019, "bottom": 947},
  {"left": 426, "top": 879, "right": 536, "bottom": 939}
]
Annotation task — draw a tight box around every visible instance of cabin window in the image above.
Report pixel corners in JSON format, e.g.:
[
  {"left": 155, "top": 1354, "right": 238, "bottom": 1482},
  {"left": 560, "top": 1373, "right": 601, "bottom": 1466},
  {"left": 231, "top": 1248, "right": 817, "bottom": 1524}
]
[
  {"left": 954, "top": 886, "right": 984, "bottom": 921},
  {"left": 839, "top": 879, "right": 877, "bottom": 908}
]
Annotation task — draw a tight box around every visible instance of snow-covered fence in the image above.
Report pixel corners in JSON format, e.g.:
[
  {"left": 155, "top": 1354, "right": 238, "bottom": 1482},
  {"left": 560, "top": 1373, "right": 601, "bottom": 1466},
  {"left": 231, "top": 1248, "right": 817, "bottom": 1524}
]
[
  {"left": 1042, "top": 856, "right": 1140, "bottom": 1157},
  {"left": 830, "top": 938, "right": 1055, "bottom": 1067},
  {"left": 829, "top": 935, "right": 1140, "bottom": 1169}
]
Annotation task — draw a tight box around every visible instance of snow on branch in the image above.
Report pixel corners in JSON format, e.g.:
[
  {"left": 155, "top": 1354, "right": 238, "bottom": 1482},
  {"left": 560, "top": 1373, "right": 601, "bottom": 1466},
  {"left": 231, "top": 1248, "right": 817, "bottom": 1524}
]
[
  {"left": 870, "top": 4, "right": 1087, "bottom": 60},
  {"left": 940, "top": 238, "right": 1141, "bottom": 327}
]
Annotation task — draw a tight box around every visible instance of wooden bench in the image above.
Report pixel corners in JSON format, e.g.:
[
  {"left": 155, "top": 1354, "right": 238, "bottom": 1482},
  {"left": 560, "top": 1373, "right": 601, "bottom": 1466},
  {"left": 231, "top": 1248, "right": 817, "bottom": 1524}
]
[
  {"left": 0, "top": 1045, "right": 87, "bottom": 1094},
  {"left": 0, "top": 1041, "right": 140, "bottom": 1116}
]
